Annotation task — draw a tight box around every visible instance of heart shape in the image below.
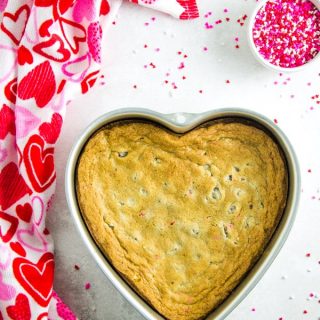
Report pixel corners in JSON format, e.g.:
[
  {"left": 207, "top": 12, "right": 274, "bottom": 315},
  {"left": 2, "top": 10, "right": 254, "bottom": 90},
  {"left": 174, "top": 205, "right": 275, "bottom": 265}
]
[
  {"left": 0, "top": 104, "right": 15, "bottom": 139},
  {"left": 17, "top": 61, "right": 56, "bottom": 108},
  {"left": 73, "top": 0, "right": 95, "bottom": 23},
  {"left": 1, "top": 4, "right": 30, "bottom": 45},
  {"left": 0, "top": 162, "right": 32, "bottom": 211},
  {"left": 62, "top": 53, "right": 91, "bottom": 82},
  {"left": 10, "top": 241, "right": 26, "bottom": 257},
  {"left": 0, "top": 211, "right": 19, "bottom": 243},
  {"left": 76, "top": 120, "right": 288, "bottom": 320},
  {"left": 4, "top": 77, "right": 17, "bottom": 104},
  {"left": 6, "top": 293, "right": 31, "bottom": 319},
  {"left": 17, "top": 45, "right": 33, "bottom": 65},
  {"left": 39, "top": 19, "right": 53, "bottom": 37},
  {"left": 15, "top": 106, "right": 41, "bottom": 139},
  {"left": 13, "top": 252, "right": 54, "bottom": 307},
  {"left": 87, "top": 22, "right": 102, "bottom": 63},
  {"left": 33, "top": 34, "right": 71, "bottom": 63},
  {"left": 0, "top": 273, "right": 16, "bottom": 301},
  {"left": 23, "top": 134, "right": 56, "bottom": 193},
  {"left": 100, "top": 0, "right": 110, "bottom": 15},
  {"left": 39, "top": 113, "right": 63, "bottom": 144},
  {"left": 17, "top": 224, "right": 48, "bottom": 253},
  {"left": 16, "top": 203, "right": 33, "bottom": 222},
  {"left": 59, "top": 17, "right": 86, "bottom": 54}
]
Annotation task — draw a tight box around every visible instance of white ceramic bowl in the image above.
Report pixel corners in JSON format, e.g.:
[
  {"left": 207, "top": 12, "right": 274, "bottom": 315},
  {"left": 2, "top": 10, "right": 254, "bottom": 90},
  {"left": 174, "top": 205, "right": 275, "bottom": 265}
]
[{"left": 248, "top": 0, "right": 320, "bottom": 72}]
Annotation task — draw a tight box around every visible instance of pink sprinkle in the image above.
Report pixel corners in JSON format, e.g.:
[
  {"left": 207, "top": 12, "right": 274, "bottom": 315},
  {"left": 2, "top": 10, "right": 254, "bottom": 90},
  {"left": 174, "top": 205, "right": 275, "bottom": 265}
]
[
  {"left": 226, "top": 80, "right": 231, "bottom": 84},
  {"left": 307, "top": 169, "right": 312, "bottom": 173},
  {"left": 251, "top": 308, "right": 256, "bottom": 312},
  {"left": 85, "top": 282, "right": 91, "bottom": 290},
  {"left": 151, "top": 17, "right": 156, "bottom": 21},
  {"left": 199, "top": 89, "right": 203, "bottom": 94},
  {"left": 144, "top": 22, "right": 149, "bottom": 26},
  {"left": 274, "top": 118, "right": 278, "bottom": 124},
  {"left": 252, "top": 0, "right": 320, "bottom": 68},
  {"left": 155, "top": 48, "right": 160, "bottom": 52},
  {"left": 203, "top": 46, "right": 208, "bottom": 51},
  {"left": 279, "top": 318, "right": 283, "bottom": 320},
  {"left": 235, "top": 37, "right": 239, "bottom": 42},
  {"left": 306, "top": 253, "right": 311, "bottom": 257},
  {"left": 178, "top": 62, "right": 185, "bottom": 69},
  {"left": 224, "top": 8, "right": 229, "bottom": 13},
  {"left": 309, "top": 293, "right": 314, "bottom": 297}
]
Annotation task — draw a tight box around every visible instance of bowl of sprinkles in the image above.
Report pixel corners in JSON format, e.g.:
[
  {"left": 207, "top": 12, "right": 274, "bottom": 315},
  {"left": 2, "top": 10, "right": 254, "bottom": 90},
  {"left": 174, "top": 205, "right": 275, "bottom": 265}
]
[{"left": 249, "top": 0, "right": 320, "bottom": 72}]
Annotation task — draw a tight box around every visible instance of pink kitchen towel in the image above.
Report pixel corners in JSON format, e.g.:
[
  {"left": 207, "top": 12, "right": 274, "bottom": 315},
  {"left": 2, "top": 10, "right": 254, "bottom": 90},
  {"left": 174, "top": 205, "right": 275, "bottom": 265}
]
[{"left": 0, "top": 0, "right": 198, "bottom": 319}]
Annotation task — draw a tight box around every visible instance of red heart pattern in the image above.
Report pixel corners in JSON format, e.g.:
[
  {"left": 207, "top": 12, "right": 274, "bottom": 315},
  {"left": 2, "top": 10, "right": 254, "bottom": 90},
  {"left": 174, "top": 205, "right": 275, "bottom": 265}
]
[
  {"left": 1, "top": 5, "right": 30, "bottom": 45},
  {"left": 10, "top": 242, "right": 27, "bottom": 257},
  {"left": 0, "top": 104, "right": 15, "bottom": 139},
  {"left": 0, "top": 162, "right": 32, "bottom": 211},
  {"left": 0, "top": 211, "right": 19, "bottom": 243},
  {"left": 0, "top": 0, "right": 197, "bottom": 319},
  {"left": 23, "top": 134, "right": 56, "bottom": 193},
  {"left": 39, "top": 19, "right": 53, "bottom": 37},
  {"left": 16, "top": 203, "right": 33, "bottom": 223},
  {"left": 100, "top": 0, "right": 110, "bottom": 15},
  {"left": 13, "top": 253, "right": 54, "bottom": 307},
  {"left": 4, "top": 78, "right": 18, "bottom": 104},
  {"left": 6, "top": 293, "right": 31, "bottom": 320},
  {"left": 17, "top": 45, "right": 33, "bottom": 65},
  {"left": 17, "top": 61, "right": 56, "bottom": 108},
  {"left": 33, "top": 34, "right": 71, "bottom": 62},
  {"left": 59, "top": 18, "right": 86, "bottom": 54},
  {"left": 39, "top": 113, "right": 63, "bottom": 144}
]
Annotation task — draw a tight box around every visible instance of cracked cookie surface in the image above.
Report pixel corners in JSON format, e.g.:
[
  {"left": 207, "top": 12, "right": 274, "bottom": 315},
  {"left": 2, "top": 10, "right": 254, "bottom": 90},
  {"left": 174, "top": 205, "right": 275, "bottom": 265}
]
[{"left": 76, "top": 120, "right": 288, "bottom": 320}]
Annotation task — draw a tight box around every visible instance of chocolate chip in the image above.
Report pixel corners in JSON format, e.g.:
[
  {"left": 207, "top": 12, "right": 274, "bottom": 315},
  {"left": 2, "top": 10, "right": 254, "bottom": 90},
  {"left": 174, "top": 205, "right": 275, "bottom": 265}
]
[
  {"left": 212, "top": 187, "right": 222, "bottom": 200},
  {"left": 228, "top": 204, "right": 237, "bottom": 214}
]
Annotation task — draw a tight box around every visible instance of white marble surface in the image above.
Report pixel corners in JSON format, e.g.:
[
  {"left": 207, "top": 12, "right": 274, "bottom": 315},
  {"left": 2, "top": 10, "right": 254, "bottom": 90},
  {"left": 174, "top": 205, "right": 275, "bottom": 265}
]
[{"left": 48, "top": 1, "right": 320, "bottom": 319}]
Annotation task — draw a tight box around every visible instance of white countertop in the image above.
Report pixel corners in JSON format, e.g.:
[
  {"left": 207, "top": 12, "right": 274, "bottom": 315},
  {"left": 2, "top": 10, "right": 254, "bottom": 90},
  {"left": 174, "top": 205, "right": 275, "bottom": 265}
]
[{"left": 48, "top": 1, "right": 320, "bottom": 319}]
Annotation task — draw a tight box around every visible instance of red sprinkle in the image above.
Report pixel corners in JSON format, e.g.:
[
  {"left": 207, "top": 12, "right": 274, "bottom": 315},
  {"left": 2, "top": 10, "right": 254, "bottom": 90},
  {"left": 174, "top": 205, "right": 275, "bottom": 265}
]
[
  {"left": 74, "top": 264, "right": 80, "bottom": 270},
  {"left": 306, "top": 253, "right": 311, "bottom": 257},
  {"left": 85, "top": 282, "right": 91, "bottom": 290},
  {"left": 253, "top": 0, "right": 320, "bottom": 68},
  {"left": 303, "top": 310, "right": 308, "bottom": 314}
]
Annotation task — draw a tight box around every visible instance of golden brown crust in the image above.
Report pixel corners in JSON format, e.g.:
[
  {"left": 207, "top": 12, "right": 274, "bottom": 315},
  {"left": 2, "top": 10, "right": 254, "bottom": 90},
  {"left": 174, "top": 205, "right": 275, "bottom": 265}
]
[{"left": 76, "top": 120, "right": 288, "bottom": 320}]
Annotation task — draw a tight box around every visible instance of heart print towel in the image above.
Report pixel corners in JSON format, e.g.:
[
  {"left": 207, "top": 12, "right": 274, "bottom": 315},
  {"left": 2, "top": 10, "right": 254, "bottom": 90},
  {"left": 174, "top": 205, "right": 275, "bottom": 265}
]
[{"left": 0, "top": 0, "right": 199, "bottom": 319}]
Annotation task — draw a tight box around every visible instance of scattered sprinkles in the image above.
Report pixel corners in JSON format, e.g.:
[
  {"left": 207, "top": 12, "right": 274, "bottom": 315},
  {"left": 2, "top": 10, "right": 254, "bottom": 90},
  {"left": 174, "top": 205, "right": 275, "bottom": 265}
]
[{"left": 253, "top": 0, "right": 320, "bottom": 68}]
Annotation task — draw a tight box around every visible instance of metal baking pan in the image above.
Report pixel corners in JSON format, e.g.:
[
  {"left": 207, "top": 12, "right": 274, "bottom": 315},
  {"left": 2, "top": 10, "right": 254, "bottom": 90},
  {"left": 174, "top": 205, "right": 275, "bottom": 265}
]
[{"left": 65, "top": 108, "right": 300, "bottom": 320}]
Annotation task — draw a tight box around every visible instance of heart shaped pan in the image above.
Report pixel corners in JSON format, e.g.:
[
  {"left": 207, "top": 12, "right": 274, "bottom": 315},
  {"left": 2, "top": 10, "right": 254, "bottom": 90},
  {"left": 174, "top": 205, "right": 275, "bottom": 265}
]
[{"left": 65, "top": 108, "right": 300, "bottom": 320}]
